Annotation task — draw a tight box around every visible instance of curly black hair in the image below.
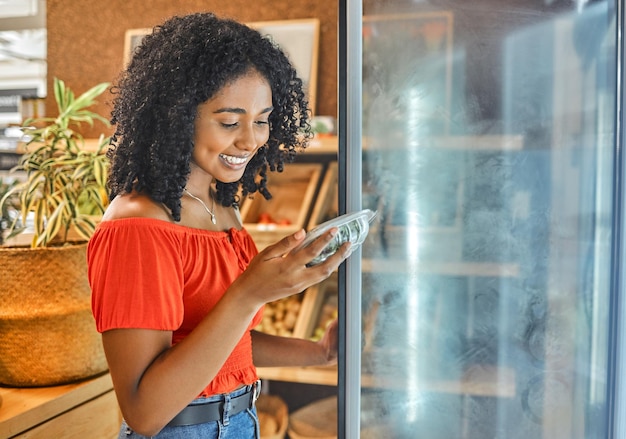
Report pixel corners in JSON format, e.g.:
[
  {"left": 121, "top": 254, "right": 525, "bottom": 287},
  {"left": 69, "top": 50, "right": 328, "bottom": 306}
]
[{"left": 107, "top": 13, "right": 312, "bottom": 221}]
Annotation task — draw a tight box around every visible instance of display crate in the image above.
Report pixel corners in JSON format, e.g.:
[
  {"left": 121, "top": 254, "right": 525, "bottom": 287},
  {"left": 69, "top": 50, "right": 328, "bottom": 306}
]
[
  {"left": 295, "top": 273, "right": 338, "bottom": 341},
  {"left": 256, "top": 274, "right": 337, "bottom": 341},
  {"left": 307, "top": 161, "right": 337, "bottom": 230},
  {"left": 241, "top": 163, "right": 323, "bottom": 250}
]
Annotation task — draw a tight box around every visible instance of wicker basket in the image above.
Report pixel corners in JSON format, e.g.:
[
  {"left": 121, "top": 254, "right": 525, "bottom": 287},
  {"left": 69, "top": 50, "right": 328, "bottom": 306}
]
[
  {"left": 0, "top": 243, "right": 108, "bottom": 387},
  {"left": 288, "top": 396, "right": 337, "bottom": 439},
  {"left": 257, "top": 394, "right": 288, "bottom": 439}
]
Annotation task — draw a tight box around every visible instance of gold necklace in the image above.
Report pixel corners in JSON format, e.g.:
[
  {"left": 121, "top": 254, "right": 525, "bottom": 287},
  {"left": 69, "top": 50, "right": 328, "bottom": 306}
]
[{"left": 184, "top": 188, "right": 217, "bottom": 225}]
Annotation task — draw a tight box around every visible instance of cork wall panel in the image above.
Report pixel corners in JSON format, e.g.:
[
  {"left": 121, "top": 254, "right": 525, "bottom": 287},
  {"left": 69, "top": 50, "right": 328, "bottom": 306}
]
[{"left": 47, "top": 0, "right": 338, "bottom": 138}]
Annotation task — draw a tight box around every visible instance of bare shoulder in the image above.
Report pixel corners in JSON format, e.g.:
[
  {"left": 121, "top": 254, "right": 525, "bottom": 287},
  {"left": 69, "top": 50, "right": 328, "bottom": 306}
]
[{"left": 102, "top": 193, "right": 173, "bottom": 222}]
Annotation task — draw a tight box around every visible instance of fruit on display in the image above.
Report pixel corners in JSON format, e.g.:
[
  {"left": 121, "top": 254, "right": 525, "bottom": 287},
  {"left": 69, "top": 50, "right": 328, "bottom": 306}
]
[
  {"left": 310, "top": 294, "right": 338, "bottom": 341},
  {"left": 256, "top": 212, "right": 292, "bottom": 227},
  {"left": 257, "top": 212, "right": 273, "bottom": 224},
  {"left": 255, "top": 294, "right": 302, "bottom": 337}
]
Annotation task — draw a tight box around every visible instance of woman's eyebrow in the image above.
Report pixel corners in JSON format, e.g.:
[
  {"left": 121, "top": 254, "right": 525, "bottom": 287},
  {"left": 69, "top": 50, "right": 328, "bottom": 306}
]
[{"left": 214, "top": 106, "right": 273, "bottom": 115}]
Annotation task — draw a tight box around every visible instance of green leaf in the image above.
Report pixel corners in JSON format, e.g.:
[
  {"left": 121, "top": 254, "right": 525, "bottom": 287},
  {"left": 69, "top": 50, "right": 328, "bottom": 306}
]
[
  {"left": 93, "top": 156, "right": 104, "bottom": 186},
  {"left": 72, "top": 216, "right": 96, "bottom": 240},
  {"left": 53, "top": 77, "right": 66, "bottom": 114},
  {"left": 33, "top": 200, "right": 46, "bottom": 237},
  {"left": 13, "top": 77, "right": 110, "bottom": 247},
  {"left": 63, "top": 82, "right": 110, "bottom": 119},
  {"left": 45, "top": 202, "right": 66, "bottom": 242},
  {"left": 82, "top": 186, "right": 106, "bottom": 214},
  {"left": 0, "top": 183, "right": 20, "bottom": 210}
]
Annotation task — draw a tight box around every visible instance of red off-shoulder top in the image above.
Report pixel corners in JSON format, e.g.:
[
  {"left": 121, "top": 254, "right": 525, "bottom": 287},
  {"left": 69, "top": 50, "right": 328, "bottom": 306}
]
[{"left": 87, "top": 217, "right": 263, "bottom": 396}]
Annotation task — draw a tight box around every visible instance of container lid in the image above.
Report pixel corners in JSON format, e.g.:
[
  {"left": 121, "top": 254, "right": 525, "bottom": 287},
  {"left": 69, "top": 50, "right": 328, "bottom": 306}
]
[{"left": 295, "top": 208, "right": 377, "bottom": 254}]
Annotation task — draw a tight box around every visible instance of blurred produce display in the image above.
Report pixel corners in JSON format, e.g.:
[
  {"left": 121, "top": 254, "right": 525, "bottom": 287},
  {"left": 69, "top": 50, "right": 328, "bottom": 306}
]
[
  {"left": 310, "top": 291, "right": 337, "bottom": 341},
  {"left": 255, "top": 294, "right": 303, "bottom": 337}
]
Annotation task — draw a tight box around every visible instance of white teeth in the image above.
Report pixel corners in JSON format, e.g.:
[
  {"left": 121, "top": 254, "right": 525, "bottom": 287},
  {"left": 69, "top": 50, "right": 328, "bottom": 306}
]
[{"left": 220, "top": 154, "right": 248, "bottom": 165}]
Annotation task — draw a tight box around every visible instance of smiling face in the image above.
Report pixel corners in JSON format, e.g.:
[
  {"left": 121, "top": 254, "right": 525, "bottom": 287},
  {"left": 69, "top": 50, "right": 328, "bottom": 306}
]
[{"left": 190, "top": 70, "right": 273, "bottom": 184}]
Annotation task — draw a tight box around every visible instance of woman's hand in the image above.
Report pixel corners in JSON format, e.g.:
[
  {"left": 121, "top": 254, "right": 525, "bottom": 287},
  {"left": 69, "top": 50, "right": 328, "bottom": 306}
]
[
  {"left": 232, "top": 228, "right": 351, "bottom": 306},
  {"left": 317, "top": 318, "right": 338, "bottom": 364}
]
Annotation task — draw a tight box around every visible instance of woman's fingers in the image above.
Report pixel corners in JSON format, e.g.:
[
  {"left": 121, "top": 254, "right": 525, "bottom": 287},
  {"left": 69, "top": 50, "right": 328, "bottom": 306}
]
[
  {"left": 241, "top": 228, "right": 353, "bottom": 305},
  {"left": 260, "top": 229, "right": 306, "bottom": 261},
  {"left": 307, "top": 241, "right": 351, "bottom": 276},
  {"left": 292, "top": 227, "right": 337, "bottom": 256},
  {"left": 262, "top": 227, "right": 340, "bottom": 266}
]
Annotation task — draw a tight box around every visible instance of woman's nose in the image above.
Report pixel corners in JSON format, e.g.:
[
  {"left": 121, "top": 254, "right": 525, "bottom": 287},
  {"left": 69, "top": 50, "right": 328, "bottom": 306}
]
[{"left": 236, "top": 125, "right": 258, "bottom": 151}]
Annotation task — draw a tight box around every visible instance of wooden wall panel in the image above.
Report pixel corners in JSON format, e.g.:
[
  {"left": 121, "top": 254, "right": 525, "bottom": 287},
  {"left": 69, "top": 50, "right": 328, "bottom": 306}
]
[{"left": 46, "top": 0, "right": 338, "bottom": 137}]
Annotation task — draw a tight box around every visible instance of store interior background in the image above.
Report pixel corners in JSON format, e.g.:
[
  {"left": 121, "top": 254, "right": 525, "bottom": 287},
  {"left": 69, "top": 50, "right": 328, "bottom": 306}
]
[
  {"left": 47, "top": 0, "right": 339, "bottom": 137},
  {"left": 6, "top": 0, "right": 557, "bottom": 136},
  {"left": 2, "top": 0, "right": 608, "bottom": 436},
  {"left": 48, "top": 0, "right": 341, "bottom": 412},
  {"left": 0, "top": 0, "right": 342, "bottom": 416}
]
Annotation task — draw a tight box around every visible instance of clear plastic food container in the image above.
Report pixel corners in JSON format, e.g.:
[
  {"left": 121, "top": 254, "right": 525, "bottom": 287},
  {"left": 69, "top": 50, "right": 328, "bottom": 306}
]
[{"left": 295, "top": 209, "right": 377, "bottom": 267}]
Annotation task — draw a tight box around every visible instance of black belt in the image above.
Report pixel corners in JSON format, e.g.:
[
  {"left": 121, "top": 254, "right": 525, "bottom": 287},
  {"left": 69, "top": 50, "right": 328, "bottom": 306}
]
[{"left": 167, "top": 380, "right": 261, "bottom": 427}]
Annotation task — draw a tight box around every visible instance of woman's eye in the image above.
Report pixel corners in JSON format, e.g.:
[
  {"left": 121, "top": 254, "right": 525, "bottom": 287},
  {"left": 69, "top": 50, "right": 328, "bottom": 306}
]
[{"left": 219, "top": 120, "right": 268, "bottom": 128}]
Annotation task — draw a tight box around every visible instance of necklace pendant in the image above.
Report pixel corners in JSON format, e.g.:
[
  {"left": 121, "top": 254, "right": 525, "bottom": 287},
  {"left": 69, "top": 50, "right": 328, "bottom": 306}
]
[{"left": 184, "top": 188, "right": 217, "bottom": 225}]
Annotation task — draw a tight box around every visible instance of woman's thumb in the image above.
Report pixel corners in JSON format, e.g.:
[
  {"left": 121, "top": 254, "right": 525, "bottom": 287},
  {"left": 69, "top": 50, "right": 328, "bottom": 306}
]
[{"left": 261, "top": 229, "right": 306, "bottom": 260}]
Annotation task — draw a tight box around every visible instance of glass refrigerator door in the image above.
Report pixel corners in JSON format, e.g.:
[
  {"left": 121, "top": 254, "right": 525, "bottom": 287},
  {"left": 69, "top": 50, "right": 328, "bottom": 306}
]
[{"left": 339, "top": 1, "right": 622, "bottom": 438}]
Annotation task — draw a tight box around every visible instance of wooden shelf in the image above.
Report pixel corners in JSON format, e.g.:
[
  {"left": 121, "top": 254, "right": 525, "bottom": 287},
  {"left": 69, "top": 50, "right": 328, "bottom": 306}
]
[
  {"left": 361, "top": 364, "right": 516, "bottom": 398},
  {"left": 258, "top": 364, "right": 515, "bottom": 398},
  {"left": 304, "top": 134, "right": 524, "bottom": 154},
  {"left": 362, "top": 258, "right": 520, "bottom": 277},
  {"left": 0, "top": 372, "right": 120, "bottom": 439},
  {"left": 422, "top": 135, "right": 523, "bottom": 151},
  {"left": 305, "top": 135, "right": 338, "bottom": 155},
  {"left": 363, "top": 135, "right": 524, "bottom": 151},
  {"left": 11, "top": 134, "right": 520, "bottom": 158},
  {"left": 258, "top": 366, "right": 338, "bottom": 387}
]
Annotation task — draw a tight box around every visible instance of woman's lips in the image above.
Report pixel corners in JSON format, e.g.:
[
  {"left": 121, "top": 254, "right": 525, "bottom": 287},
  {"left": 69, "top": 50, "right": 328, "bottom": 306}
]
[{"left": 219, "top": 153, "right": 249, "bottom": 169}]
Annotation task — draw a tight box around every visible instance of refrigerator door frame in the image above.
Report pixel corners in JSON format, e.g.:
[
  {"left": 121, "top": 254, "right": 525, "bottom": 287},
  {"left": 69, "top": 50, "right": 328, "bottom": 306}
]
[
  {"left": 609, "top": 1, "right": 626, "bottom": 437},
  {"left": 337, "top": 0, "right": 363, "bottom": 438}
]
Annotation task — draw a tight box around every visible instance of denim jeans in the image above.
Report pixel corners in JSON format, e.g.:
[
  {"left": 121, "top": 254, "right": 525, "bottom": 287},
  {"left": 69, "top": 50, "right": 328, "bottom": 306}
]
[{"left": 118, "top": 385, "right": 260, "bottom": 439}]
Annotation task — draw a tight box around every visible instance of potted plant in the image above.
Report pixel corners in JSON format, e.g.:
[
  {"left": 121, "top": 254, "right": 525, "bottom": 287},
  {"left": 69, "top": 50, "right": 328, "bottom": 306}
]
[
  {"left": 0, "top": 177, "right": 19, "bottom": 245},
  {"left": 0, "top": 78, "right": 111, "bottom": 387}
]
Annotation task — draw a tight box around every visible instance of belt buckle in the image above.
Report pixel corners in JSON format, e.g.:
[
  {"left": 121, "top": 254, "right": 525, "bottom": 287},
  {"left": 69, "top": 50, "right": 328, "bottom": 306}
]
[{"left": 252, "top": 379, "right": 262, "bottom": 405}]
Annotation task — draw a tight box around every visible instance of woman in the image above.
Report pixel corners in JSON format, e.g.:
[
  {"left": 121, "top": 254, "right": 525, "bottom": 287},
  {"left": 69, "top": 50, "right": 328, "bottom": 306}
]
[{"left": 88, "top": 13, "right": 349, "bottom": 438}]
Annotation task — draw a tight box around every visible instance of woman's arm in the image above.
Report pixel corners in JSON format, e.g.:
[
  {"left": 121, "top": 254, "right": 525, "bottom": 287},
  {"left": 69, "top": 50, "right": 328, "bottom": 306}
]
[
  {"left": 251, "top": 318, "right": 338, "bottom": 368},
  {"left": 103, "top": 281, "right": 260, "bottom": 436}
]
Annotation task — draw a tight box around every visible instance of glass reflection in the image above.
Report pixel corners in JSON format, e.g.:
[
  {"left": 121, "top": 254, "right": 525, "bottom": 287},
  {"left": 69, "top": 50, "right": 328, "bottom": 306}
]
[{"left": 360, "top": 1, "right": 616, "bottom": 438}]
